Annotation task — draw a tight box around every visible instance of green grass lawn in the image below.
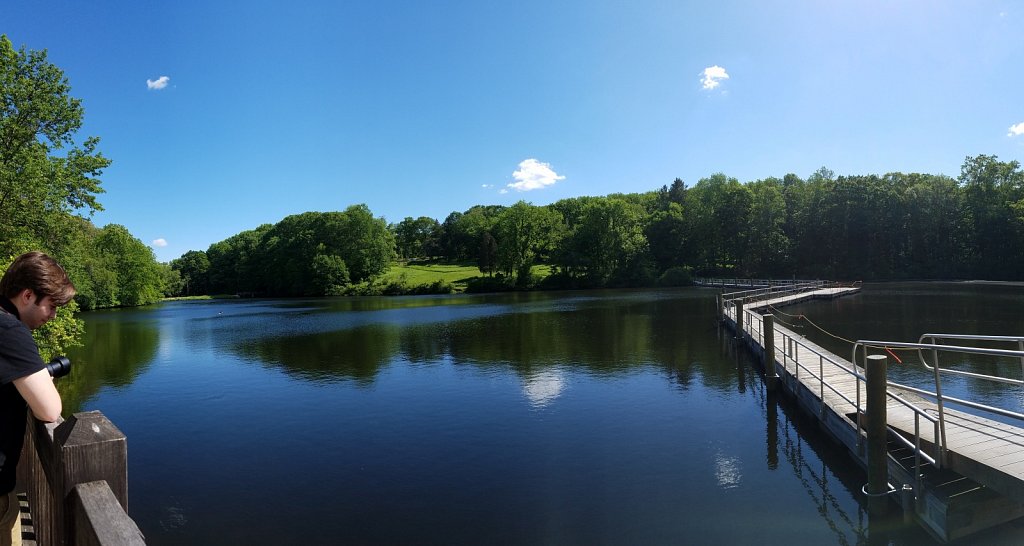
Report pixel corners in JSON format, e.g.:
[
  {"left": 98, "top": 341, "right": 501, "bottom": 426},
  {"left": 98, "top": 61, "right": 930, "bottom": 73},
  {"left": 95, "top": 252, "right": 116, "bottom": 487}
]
[{"left": 384, "top": 261, "right": 553, "bottom": 291}]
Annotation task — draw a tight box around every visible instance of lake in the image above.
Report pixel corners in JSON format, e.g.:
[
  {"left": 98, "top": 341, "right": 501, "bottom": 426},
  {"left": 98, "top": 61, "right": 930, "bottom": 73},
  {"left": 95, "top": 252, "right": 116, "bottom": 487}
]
[{"left": 60, "top": 284, "right": 1024, "bottom": 544}]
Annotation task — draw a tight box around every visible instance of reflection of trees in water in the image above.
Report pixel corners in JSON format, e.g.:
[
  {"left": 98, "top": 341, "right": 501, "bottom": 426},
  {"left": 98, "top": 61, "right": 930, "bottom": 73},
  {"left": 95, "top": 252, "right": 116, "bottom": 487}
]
[
  {"left": 62, "top": 313, "right": 160, "bottom": 413},
  {"left": 225, "top": 289, "right": 748, "bottom": 393},
  {"left": 229, "top": 324, "right": 401, "bottom": 385}
]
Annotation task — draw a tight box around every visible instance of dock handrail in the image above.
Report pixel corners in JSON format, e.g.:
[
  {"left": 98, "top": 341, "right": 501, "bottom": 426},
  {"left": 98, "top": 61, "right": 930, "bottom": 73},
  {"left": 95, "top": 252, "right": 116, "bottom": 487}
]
[
  {"left": 851, "top": 337, "right": 1024, "bottom": 469},
  {"left": 724, "top": 293, "right": 946, "bottom": 478}
]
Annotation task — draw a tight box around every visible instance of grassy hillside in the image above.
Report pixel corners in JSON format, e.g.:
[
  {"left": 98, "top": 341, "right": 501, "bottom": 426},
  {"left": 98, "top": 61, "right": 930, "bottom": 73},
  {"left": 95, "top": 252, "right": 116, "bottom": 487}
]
[{"left": 383, "top": 261, "right": 553, "bottom": 292}]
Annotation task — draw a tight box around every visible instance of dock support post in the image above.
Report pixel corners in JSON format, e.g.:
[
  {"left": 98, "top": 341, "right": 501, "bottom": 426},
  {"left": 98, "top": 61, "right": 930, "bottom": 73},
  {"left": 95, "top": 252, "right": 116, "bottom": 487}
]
[
  {"left": 763, "top": 315, "right": 777, "bottom": 390},
  {"left": 735, "top": 300, "right": 744, "bottom": 340},
  {"left": 865, "top": 354, "right": 890, "bottom": 515},
  {"left": 716, "top": 291, "right": 723, "bottom": 322}
]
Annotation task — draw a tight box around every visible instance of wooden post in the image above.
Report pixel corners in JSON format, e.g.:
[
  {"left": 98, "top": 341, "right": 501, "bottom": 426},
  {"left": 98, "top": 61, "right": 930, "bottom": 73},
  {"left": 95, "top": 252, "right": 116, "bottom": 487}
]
[
  {"left": 763, "top": 314, "right": 777, "bottom": 390},
  {"left": 71, "top": 481, "right": 145, "bottom": 545},
  {"left": 735, "top": 300, "right": 744, "bottom": 340},
  {"left": 52, "top": 412, "right": 129, "bottom": 544},
  {"left": 865, "top": 354, "right": 889, "bottom": 515}
]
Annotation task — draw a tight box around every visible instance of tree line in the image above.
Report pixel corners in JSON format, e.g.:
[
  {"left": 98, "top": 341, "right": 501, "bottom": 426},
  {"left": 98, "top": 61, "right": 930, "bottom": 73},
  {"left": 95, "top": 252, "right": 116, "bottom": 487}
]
[{"left": 168, "top": 153, "right": 1024, "bottom": 297}]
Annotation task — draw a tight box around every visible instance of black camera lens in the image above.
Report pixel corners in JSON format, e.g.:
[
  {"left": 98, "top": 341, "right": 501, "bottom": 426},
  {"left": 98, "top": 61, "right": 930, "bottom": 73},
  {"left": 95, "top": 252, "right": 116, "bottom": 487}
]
[{"left": 46, "top": 356, "right": 71, "bottom": 378}]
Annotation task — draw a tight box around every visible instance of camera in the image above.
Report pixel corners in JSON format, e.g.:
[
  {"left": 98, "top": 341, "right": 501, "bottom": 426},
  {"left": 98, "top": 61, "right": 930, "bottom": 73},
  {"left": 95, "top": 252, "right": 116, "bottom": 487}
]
[{"left": 46, "top": 356, "right": 71, "bottom": 378}]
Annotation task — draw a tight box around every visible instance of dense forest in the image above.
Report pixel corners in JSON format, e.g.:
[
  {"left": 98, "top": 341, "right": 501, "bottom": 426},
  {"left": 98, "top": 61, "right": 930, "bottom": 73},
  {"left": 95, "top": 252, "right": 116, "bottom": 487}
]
[{"left": 6, "top": 33, "right": 1024, "bottom": 312}]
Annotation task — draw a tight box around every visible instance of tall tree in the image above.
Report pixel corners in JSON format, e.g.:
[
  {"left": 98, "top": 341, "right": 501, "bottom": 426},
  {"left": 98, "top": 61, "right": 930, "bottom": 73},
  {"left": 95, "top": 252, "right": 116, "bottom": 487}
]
[
  {"left": 0, "top": 35, "right": 109, "bottom": 257},
  {"left": 959, "top": 155, "right": 1024, "bottom": 279},
  {"left": 171, "top": 250, "right": 210, "bottom": 296},
  {"left": 494, "top": 201, "right": 561, "bottom": 283}
]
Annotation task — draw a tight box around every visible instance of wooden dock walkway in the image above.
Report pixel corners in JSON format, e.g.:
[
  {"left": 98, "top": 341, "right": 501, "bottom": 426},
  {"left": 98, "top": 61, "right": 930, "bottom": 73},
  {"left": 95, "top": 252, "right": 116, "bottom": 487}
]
[{"left": 716, "top": 283, "right": 1024, "bottom": 542}]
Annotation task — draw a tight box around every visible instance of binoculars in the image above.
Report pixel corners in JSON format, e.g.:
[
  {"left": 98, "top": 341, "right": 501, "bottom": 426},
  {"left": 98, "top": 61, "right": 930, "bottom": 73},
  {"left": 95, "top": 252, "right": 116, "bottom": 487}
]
[{"left": 46, "top": 356, "right": 72, "bottom": 378}]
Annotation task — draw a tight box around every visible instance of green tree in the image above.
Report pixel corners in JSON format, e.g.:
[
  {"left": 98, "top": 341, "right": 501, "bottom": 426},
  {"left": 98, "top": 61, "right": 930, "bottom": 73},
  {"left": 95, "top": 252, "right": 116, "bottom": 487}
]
[
  {"left": 478, "top": 232, "right": 498, "bottom": 276},
  {"left": 94, "top": 224, "right": 163, "bottom": 306},
  {"left": 158, "top": 263, "right": 183, "bottom": 297},
  {"left": 558, "top": 198, "right": 648, "bottom": 284},
  {"left": 494, "top": 201, "right": 560, "bottom": 283},
  {"left": 686, "top": 174, "right": 751, "bottom": 274},
  {"left": 745, "top": 177, "right": 790, "bottom": 276},
  {"left": 645, "top": 202, "right": 689, "bottom": 272},
  {"left": 959, "top": 155, "right": 1024, "bottom": 279},
  {"left": 393, "top": 216, "right": 441, "bottom": 260},
  {"left": 0, "top": 35, "right": 109, "bottom": 257},
  {"left": 171, "top": 250, "right": 210, "bottom": 296}
]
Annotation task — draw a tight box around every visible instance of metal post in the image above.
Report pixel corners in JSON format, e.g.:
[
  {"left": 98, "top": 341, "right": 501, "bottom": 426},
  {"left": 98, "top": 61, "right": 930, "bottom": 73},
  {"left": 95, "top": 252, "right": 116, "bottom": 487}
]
[
  {"left": 865, "top": 354, "right": 889, "bottom": 515},
  {"left": 763, "top": 315, "right": 777, "bottom": 390},
  {"left": 735, "top": 300, "right": 744, "bottom": 340}
]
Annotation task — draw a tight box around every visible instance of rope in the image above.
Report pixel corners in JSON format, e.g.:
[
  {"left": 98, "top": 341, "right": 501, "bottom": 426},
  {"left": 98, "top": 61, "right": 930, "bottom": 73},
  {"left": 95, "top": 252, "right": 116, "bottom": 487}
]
[{"left": 765, "top": 303, "right": 918, "bottom": 358}]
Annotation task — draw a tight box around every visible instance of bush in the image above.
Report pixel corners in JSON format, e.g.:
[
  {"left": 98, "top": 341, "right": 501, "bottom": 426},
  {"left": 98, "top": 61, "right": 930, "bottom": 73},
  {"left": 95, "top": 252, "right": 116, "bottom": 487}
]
[
  {"left": 657, "top": 266, "right": 693, "bottom": 287},
  {"left": 465, "top": 275, "right": 515, "bottom": 293}
]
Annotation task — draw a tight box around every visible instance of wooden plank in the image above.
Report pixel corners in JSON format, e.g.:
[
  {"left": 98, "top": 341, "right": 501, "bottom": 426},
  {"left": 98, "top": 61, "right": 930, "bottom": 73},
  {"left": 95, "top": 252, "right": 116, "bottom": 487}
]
[{"left": 71, "top": 481, "right": 145, "bottom": 546}]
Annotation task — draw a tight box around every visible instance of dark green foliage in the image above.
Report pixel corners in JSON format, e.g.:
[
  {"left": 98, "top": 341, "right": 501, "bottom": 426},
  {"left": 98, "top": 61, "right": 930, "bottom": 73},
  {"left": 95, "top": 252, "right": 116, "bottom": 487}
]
[
  {"left": 171, "top": 250, "right": 210, "bottom": 296},
  {"left": 199, "top": 206, "right": 396, "bottom": 297},
  {"left": 657, "top": 266, "right": 693, "bottom": 287},
  {"left": 392, "top": 216, "right": 441, "bottom": 260}
]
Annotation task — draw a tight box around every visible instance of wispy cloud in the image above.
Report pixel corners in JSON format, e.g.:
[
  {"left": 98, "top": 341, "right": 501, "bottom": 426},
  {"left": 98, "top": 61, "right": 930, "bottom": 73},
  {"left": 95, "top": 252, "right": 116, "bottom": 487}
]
[
  {"left": 152, "top": 238, "right": 168, "bottom": 247},
  {"left": 505, "top": 159, "right": 565, "bottom": 192},
  {"left": 701, "top": 65, "right": 729, "bottom": 90},
  {"left": 1008, "top": 122, "right": 1024, "bottom": 137},
  {"left": 147, "top": 76, "right": 170, "bottom": 90}
]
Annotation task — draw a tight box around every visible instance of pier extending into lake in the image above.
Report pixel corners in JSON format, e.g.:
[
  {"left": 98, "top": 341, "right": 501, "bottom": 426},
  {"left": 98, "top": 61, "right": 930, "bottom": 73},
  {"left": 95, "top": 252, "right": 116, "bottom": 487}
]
[{"left": 701, "top": 279, "right": 1024, "bottom": 542}]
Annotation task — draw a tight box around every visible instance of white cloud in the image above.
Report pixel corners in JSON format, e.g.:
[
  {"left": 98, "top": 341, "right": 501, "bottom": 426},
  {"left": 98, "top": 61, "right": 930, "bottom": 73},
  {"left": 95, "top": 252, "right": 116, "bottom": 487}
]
[
  {"left": 152, "top": 238, "right": 168, "bottom": 247},
  {"left": 1008, "top": 122, "right": 1024, "bottom": 137},
  {"left": 505, "top": 159, "right": 565, "bottom": 192},
  {"left": 701, "top": 65, "right": 729, "bottom": 90},
  {"left": 481, "top": 184, "right": 494, "bottom": 188},
  {"left": 147, "top": 76, "right": 170, "bottom": 90}
]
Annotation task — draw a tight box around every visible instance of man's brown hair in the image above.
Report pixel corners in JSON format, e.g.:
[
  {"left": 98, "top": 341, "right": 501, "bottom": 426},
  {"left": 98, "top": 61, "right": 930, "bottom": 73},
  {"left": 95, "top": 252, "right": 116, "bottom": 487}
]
[{"left": 0, "top": 252, "right": 76, "bottom": 306}]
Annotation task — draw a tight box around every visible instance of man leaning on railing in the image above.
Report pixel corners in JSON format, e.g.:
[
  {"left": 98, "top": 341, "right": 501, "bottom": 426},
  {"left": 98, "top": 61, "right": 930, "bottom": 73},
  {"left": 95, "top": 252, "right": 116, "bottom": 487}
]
[{"left": 0, "top": 252, "right": 76, "bottom": 546}]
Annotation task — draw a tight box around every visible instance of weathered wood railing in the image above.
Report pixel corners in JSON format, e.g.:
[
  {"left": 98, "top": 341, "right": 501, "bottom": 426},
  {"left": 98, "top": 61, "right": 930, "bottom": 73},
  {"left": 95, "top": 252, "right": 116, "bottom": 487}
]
[{"left": 16, "top": 411, "right": 144, "bottom": 545}]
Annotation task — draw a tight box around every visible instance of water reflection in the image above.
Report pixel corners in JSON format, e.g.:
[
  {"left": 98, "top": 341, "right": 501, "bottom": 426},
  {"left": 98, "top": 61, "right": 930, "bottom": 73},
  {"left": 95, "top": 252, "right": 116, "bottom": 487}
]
[
  {"left": 521, "top": 368, "right": 566, "bottom": 408},
  {"left": 713, "top": 449, "right": 743, "bottom": 489},
  {"left": 62, "top": 307, "right": 160, "bottom": 412},
  {"left": 212, "top": 290, "right": 727, "bottom": 389},
  {"left": 229, "top": 325, "right": 402, "bottom": 385}
]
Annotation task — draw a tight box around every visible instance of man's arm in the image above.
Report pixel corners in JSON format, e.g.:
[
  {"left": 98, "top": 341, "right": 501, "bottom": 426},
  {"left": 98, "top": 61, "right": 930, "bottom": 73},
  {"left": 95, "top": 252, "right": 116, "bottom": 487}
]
[{"left": 13, "top": 369, "right": 62, "bottom": 422}]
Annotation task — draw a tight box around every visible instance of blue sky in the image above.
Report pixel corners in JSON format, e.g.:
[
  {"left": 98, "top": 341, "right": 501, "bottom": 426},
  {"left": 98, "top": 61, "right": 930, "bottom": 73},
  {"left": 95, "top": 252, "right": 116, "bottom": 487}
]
[{"left": 7, "top": 0, "right": 1023, "bottom": 262}]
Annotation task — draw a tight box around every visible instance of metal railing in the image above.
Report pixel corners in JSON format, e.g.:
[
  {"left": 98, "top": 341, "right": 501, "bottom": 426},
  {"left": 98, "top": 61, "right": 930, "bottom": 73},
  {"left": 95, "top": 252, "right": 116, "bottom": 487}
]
[
  {"left": 721, "top": 281, "right": 823, "bottom": 315},
  {"left": 722, "top": 294, "right": 944, "bottom": 487},
  {"left": 696, "top": 278, "right": 825, "bottom": 289},
  {"left": 851, "top": 335, "right": 1024, "bottom": 468}
]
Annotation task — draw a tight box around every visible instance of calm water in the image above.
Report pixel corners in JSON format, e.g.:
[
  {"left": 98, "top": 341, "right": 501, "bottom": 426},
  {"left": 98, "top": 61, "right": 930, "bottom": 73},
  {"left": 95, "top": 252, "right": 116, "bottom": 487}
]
[{"left": 57, "top": 285, "right": 1023, "bottom": 544}]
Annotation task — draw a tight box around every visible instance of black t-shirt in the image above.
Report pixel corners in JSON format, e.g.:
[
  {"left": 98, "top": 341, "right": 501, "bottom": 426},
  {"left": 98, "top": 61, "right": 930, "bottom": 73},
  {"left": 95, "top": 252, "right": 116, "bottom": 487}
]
[{"left": 0, "top": 301, "right": 46, "bottom": 494}]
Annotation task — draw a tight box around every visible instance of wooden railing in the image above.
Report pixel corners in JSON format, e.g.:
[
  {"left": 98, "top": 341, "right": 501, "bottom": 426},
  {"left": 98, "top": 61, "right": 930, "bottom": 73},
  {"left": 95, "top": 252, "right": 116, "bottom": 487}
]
[{"left": 16, "top": 411, "right": 144, "bottom": 545}]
